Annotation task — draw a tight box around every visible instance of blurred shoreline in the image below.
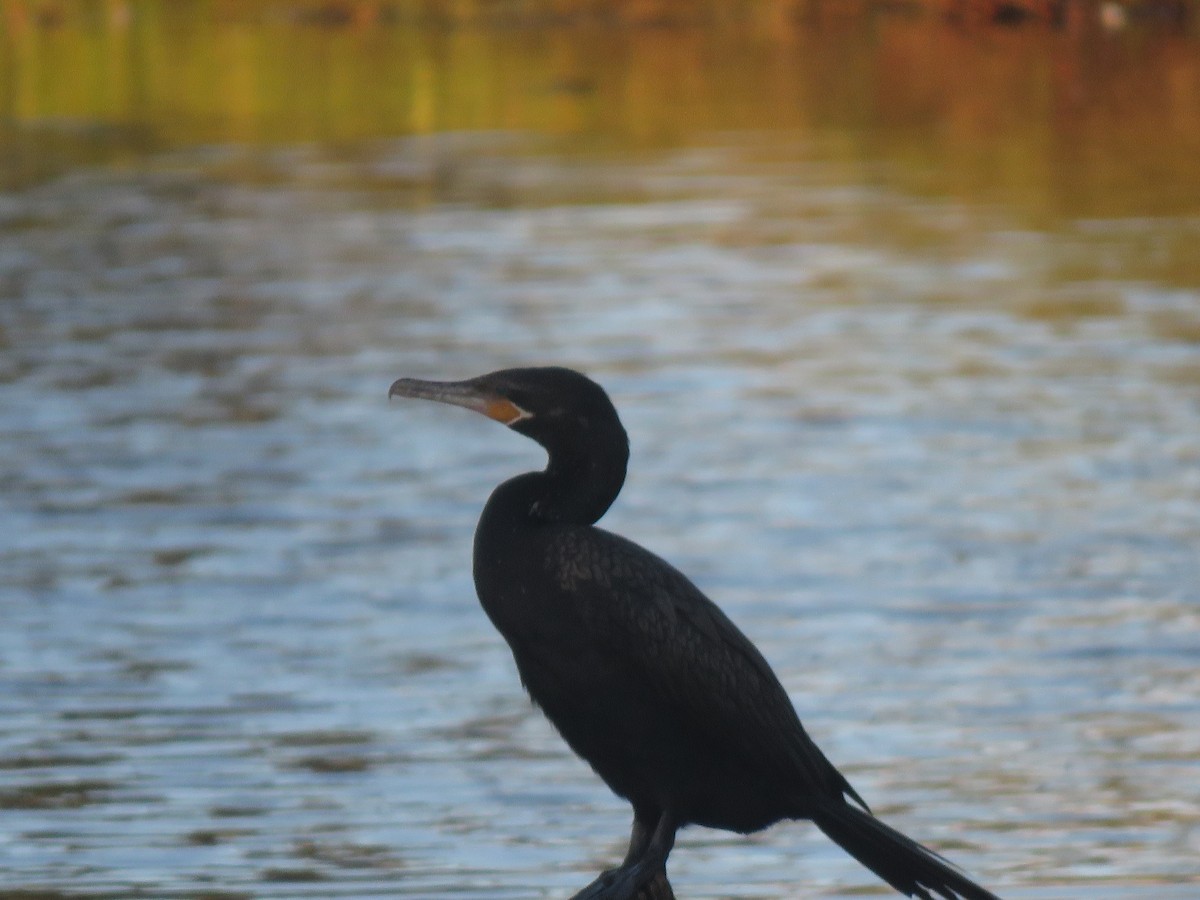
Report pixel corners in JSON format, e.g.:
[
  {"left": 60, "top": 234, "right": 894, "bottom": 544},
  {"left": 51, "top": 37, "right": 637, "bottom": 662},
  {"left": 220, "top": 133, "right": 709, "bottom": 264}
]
[
  {"left": 2, "top": 1, "right": 1199, "bottom": 224},
  {"left": 2, "top": 0, "right": 1195, "bottom": 31}
]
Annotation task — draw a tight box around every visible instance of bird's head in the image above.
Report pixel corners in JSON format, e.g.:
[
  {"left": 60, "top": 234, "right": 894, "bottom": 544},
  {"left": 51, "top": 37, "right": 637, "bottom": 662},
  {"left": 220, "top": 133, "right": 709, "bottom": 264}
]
[{"left": 389, "top": 367, "right": 629, "bottom": 483}]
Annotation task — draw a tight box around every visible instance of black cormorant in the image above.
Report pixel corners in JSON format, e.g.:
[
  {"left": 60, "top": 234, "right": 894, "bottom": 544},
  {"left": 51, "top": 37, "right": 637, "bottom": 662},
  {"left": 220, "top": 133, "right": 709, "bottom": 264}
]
[{"left": 389, "top": 366, "right": 1001, "bottom": 900}]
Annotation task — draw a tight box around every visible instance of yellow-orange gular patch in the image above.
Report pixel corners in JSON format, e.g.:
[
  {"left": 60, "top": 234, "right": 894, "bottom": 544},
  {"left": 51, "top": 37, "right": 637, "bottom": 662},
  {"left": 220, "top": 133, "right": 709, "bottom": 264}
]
[{"left": 484, "top": 398, "right": 530, "bottom": 425}]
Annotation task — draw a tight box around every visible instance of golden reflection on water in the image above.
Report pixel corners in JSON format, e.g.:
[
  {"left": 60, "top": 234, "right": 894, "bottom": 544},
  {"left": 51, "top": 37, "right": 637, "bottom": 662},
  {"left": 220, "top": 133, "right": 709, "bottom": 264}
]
[{"left": 2, "top": 2, "right": 1199, "bottom": 222}]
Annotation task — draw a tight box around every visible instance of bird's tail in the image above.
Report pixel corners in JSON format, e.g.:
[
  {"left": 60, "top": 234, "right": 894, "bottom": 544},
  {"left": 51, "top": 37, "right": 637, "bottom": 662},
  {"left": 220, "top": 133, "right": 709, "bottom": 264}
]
[{"left": 811, "top": 802, "right": 1000, "bottom": 900}]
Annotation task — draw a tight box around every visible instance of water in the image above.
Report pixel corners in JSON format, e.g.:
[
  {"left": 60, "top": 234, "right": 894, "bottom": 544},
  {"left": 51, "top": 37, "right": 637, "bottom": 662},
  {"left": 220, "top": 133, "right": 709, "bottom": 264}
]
[{"left": 3, "top": 11, "right": 1200, "bottom": 900}]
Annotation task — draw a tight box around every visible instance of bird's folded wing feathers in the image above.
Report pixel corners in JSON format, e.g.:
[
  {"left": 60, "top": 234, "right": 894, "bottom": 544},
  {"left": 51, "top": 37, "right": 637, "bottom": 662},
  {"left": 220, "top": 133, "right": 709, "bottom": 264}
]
[{"left": 558, "top": 528, "right": 865, "bottom": 809}]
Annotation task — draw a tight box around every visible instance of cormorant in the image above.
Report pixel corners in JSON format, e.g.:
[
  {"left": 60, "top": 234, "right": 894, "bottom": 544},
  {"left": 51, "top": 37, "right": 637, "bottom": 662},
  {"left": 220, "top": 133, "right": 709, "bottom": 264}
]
[{"left": 389, "top": 366, "right": 1001, "bottom": 900}]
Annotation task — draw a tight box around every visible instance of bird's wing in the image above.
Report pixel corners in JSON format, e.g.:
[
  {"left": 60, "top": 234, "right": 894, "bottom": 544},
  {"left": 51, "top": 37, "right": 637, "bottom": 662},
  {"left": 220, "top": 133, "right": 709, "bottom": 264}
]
[{"left": 545, "top": 526, "right": 865, "bottom": 810}]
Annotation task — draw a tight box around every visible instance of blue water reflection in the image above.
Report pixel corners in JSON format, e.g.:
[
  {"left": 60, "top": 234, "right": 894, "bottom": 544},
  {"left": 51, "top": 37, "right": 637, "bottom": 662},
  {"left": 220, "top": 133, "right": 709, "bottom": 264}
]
[{"left": 1, "top": 137, "right": 1198, "bottom": 897}]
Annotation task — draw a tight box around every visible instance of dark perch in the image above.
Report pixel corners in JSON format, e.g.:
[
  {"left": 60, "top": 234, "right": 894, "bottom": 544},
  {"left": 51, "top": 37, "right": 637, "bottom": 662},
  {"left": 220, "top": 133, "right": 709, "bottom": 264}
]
[{"left": 391, "top": 367, "right": 1001, "bottom": 900}]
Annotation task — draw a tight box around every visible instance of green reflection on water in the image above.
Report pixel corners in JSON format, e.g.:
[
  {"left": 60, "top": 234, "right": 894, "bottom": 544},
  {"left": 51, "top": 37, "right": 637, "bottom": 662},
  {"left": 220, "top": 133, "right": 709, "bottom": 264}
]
[{"left": 1, "top": 2, "right": 1199, "bottom": 223}]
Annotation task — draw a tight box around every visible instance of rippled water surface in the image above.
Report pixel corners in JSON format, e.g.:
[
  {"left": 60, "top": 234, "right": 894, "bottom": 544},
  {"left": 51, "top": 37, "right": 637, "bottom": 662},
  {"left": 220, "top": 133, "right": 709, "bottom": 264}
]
[{"left": 3, "top": 13, "right": 1200, "bottom": 900}]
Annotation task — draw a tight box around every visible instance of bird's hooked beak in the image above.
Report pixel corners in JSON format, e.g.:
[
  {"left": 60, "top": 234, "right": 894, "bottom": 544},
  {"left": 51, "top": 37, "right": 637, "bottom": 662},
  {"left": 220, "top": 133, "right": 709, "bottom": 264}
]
[{"left": 388, "top": 376, "right": 532, "bottom": 426}]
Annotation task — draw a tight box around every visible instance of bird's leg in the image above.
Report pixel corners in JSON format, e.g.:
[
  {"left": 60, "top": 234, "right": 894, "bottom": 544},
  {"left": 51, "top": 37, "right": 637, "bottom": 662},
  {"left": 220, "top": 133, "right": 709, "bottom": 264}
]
[
  {"left": 567, "top": 810, "right": 657, "bottom": 900},
  {"left": 569, "top": 810, "right": 677, "bottom": 900},
  {"left": 622, "top": 809, "right": 655, "bottom": 865}
]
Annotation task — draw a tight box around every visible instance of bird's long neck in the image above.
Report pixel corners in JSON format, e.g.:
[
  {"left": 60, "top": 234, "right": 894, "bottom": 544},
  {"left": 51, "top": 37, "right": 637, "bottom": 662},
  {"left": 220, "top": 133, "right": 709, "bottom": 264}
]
[
  {"left": 481, "top": 428, "right": 628, "bottom": 528},
  {"left": 535, "top": 436, "right": 627, "bottom": 525}
]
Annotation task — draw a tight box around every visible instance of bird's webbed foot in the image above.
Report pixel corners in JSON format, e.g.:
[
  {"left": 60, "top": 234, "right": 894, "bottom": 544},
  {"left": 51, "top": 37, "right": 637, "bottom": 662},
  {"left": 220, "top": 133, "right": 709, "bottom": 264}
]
[
  {"left": 568, "top": 810, "right": 676, "bottom": 900},
  {"left": 567, "top": 865, "right": 623, "bottom": 900},
  {"left": 567, "top": 861, "right": 670, "bottom": 900}
]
